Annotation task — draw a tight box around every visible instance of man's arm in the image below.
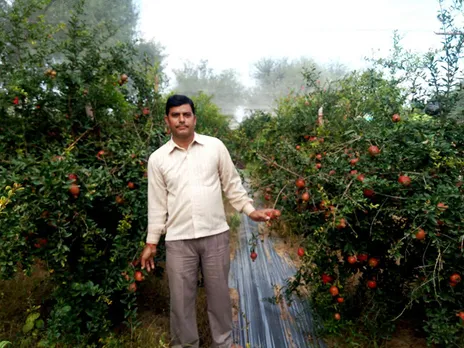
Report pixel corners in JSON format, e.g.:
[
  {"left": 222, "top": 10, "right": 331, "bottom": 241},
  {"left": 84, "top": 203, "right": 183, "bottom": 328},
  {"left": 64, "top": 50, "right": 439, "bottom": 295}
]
[
  {"left": 141, "top": 154, "right": 168, "bottom": 271},
  {"left": 146, "top": 154, "right": 168, "bottom": 245},
  {"left": 217, "top": 140, "right": 272, "bottom": 222}
]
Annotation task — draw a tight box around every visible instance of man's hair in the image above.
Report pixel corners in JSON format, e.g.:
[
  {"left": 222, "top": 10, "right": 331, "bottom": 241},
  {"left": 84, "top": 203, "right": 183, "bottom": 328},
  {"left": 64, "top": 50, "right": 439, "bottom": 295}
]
[{"left": 165, "top": 95, "right": 195, "bottom": 115}]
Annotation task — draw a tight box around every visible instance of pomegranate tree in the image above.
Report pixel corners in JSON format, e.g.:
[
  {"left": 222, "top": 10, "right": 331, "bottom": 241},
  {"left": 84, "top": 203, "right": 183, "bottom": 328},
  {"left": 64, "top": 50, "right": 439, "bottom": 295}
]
[{"left": 237, "top": 67, "right": 464, "bottom": 346}]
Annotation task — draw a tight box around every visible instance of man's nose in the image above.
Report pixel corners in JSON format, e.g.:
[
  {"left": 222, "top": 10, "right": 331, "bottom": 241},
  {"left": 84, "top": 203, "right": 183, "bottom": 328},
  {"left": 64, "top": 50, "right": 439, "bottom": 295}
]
[{"left": 179, "top": 115, "right": 185, "bottom": 123}]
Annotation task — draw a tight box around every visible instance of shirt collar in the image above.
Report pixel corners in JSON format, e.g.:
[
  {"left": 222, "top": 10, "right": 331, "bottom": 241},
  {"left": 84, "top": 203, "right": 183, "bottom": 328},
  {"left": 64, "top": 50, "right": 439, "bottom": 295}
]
[{"left": 168, "top": 132, "right": 204, "bottom": 153}]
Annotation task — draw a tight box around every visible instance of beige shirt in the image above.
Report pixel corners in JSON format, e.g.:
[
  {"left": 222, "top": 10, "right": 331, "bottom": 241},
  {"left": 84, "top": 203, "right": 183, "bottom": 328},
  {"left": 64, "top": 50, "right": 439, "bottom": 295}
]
[{"left": 146, "top": 133, "right": 256, "bottom": 244}]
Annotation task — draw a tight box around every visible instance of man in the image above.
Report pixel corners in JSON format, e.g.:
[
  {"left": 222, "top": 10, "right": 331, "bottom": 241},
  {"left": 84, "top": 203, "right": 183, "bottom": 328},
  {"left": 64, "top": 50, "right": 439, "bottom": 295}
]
[{"left": 139, "top": 95, "right": 273, "bottom": 348}]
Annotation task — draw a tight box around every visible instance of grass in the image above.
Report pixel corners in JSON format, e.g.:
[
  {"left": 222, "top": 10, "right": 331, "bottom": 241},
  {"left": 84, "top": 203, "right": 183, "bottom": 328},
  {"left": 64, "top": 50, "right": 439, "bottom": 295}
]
[
  {"left": 114, "top": 266, "right": 212, "bottom": 348},
  {"left": 0, "top": 261, "right": 53, "bottom": 347},
  {"left": 0, "top": 261, "right": 213, "bottom": 348}
]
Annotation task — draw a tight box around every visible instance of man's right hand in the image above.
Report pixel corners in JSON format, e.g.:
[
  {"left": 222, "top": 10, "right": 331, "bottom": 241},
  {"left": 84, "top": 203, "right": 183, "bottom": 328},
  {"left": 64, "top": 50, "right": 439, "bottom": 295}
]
[{"left": 140, "top": 244, "right": 157, "bottom": 272}]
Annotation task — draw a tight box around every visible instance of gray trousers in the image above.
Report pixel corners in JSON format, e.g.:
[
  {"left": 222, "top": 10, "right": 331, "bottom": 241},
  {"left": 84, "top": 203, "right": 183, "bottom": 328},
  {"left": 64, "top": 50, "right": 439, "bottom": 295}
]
[{"left": 166, "top": 230, "right": 233, "bottom": 348}]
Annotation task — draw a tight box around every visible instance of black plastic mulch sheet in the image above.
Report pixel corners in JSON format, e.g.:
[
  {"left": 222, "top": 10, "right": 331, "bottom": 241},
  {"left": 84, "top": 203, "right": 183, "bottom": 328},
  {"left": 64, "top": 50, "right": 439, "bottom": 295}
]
[{"left": 229, "top": 214, "right": 326, "bottom": 348}]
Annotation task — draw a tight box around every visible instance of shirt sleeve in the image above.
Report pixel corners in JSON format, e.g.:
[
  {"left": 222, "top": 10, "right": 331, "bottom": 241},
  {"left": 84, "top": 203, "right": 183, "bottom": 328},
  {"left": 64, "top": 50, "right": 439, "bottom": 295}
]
[
  {"left": 146, "top": 153, "right": 168, "bottom": 244},
  {"left": 217, "top": 139, "right": 256, "bottom": 216}
]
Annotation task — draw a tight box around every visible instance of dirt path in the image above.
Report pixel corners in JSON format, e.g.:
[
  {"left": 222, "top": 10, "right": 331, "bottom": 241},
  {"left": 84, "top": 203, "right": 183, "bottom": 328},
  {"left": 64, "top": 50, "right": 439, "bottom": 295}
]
[{"left": 228, "top": 213, "right": 326, "bottom": 348}]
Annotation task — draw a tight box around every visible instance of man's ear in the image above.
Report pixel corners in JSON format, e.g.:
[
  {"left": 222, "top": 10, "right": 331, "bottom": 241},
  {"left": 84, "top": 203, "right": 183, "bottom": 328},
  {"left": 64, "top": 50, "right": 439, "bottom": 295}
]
[{"left": 164, "top": 115, "right": 169, "bottom": 127}]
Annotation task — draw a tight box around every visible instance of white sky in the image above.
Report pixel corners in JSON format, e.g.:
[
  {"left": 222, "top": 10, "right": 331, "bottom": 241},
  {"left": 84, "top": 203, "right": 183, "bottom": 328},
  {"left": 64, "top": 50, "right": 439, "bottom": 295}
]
[{"left": 137, "top": 0, "right": 448, "bottom": 88}]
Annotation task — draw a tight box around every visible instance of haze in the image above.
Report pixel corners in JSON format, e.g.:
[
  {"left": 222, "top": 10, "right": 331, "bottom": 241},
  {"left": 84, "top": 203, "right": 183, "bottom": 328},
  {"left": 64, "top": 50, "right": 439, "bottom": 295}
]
[{"left": 137, "top": 0, "right": 454, "bottom": 119}]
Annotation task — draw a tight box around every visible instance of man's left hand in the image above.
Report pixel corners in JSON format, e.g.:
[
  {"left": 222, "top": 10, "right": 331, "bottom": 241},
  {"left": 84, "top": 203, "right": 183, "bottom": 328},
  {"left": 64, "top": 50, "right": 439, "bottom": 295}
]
[{"left": 249, "top": 209, "right": 275, "bottom": 222}]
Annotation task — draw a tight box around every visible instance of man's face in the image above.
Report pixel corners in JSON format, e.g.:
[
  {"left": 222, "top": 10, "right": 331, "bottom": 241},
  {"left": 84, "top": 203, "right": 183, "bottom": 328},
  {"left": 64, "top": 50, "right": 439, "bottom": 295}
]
[{"left": 165, "top": 104, "right": 197, "bottom": 140}]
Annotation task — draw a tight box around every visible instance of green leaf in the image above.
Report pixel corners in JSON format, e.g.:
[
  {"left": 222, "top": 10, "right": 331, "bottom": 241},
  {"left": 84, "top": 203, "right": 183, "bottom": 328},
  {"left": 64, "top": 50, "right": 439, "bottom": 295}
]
[
  {"left": 35, "top": 319, "right": 44, "bottom": 329},
  {"left": 22, "top": 321, "right": 34, "bottom": 334},
  {"left": 37, "top": 341, "right": 47, "bottom": 348},
  {"left": 25, "top": 312, "right": 40, "bottom": 325}
]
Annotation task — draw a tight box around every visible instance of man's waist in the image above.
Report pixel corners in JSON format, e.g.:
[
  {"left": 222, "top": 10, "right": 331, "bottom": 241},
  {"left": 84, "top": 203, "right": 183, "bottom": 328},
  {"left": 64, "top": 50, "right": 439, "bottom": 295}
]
[{"left": 164, "top": 223, "right": 229, "bottom": 241}]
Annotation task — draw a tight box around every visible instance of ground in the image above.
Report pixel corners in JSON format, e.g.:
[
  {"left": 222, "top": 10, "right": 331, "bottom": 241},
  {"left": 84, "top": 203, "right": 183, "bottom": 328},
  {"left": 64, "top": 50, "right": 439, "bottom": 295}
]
[{"left": 0, "top": 202, "right": 429, "bottom": 348}]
